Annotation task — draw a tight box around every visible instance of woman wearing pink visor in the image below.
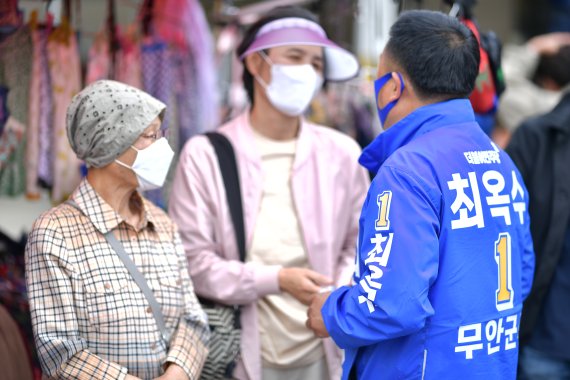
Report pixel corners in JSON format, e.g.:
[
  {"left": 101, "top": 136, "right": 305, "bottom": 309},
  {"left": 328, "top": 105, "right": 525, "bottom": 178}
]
[{"left": 169, "top": 6, "right": 369, "bottom": 380}]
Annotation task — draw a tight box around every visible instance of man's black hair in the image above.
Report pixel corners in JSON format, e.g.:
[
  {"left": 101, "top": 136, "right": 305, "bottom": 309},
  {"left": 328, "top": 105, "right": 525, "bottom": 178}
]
[
  {"left": 534, "top": 45, "right": 570, "bottom": 89},
  {"left": 385, "top": 10, "right": 480, "bottom": 100},
  {"left": 236, "top": 6, "right": 320, "bottom": 105}
]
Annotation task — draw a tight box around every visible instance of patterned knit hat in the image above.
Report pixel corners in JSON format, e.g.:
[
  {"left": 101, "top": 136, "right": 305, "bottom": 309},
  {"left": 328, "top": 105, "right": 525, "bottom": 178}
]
[{"left": 66, "top": 80, "right": 165, "bottom": 168}]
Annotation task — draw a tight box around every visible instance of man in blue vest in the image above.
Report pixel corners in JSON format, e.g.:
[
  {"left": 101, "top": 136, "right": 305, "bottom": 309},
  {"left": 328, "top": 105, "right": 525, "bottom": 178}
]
[{"left": 306, "top": 10, "right": 535, "bottom": 380}]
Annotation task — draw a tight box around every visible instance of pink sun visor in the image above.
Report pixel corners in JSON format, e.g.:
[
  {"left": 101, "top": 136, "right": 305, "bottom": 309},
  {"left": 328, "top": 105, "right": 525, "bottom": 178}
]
[{"left": 239, "top": 17, "right": 360, "bottom": 81}]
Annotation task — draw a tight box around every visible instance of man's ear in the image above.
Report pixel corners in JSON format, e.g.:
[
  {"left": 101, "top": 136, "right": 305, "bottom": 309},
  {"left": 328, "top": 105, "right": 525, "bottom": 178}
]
[
  {"left": 244, "top": 53, "right": 263, "bottom": 78},
  {"left": 386, "top": 72, "right": 404, "bottom": 102}
]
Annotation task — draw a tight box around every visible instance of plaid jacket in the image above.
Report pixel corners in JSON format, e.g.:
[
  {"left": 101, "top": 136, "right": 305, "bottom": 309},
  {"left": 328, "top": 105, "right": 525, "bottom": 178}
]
[{"left": 26, "top": 179, "right": 209, "bottom": 379}]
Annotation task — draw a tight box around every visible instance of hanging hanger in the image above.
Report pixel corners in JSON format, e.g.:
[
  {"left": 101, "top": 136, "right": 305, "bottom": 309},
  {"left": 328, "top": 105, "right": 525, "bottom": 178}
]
[
  {"left": 64, "top": 0, "right": 72, "bottom": 21},
  {"left": 29, "top": 9, "right": 39, "bottom": 31},
  {"left": 141, "top": 0, "right": 154, "bottom": 36},
  {"left": 60, "top": 15, "right": 72, "bottom": 43},
  {"left": 49, "top": 0, "right": 73, "bottom": 44},
  {"left": 27, "top": 2, "right": 56, "bottom": 35},
  {"left": 45, "top": 0, "right": 53, "bottom": 14},
  {"left": 108, "top": 0, "right": 119, "bottom": 79}
]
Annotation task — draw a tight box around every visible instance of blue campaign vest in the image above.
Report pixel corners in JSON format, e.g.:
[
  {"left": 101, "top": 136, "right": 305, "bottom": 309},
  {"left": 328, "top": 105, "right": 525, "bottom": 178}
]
[{"left": 322, "top": 99, "right": 535, "bottom": 380}]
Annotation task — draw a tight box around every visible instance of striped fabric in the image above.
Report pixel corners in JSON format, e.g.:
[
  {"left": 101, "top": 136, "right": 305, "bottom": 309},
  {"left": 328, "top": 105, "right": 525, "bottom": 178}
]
[{"left": 25, "top": 178, "right": 209, "bottom": 379}]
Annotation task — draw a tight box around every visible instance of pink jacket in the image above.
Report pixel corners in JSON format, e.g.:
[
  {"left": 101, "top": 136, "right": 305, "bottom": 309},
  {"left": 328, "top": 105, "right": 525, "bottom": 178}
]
[{"left": 169, "top": 111, "right": 370, "bottom": 380}]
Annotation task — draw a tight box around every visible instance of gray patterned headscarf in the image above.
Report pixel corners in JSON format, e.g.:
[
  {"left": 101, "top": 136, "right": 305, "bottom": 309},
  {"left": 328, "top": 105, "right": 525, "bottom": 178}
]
[{"left": 66, "top": 80, "right": 166, "bottom": 168}]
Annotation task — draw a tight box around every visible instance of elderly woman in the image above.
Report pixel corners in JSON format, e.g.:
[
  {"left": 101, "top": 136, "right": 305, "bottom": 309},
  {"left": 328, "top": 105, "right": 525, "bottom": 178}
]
[
  {"left": 169, "top": 6, "right": 369, "bottom": 380},
  {"left": 25, "top": 80, "right": 209, "bottom": 380}
]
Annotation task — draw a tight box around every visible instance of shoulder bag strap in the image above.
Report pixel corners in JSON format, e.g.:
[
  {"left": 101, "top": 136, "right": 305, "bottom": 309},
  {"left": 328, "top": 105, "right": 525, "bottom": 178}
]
[
  {"left": 65, "top": 199, "right": 171, "bottom": 345},
  {"left": 205, "top": 132, "right": 246, "bottom": 328},
  {"left": 205, "top": 132, "right": 246, "bottom": 262}
]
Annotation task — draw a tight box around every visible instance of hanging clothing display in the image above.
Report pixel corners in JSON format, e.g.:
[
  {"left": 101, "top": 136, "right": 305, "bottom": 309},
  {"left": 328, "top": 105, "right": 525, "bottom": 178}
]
[
  {"left": 0, "top": 26, "right": 32, "bottom": 197},
  {"left": 37, "top": 28, "right": 54, "bottom": 187},
  {"left": 0, "top": 117, "right": 24, "bottom": 169},
  {"left": 85, "top": 30, "right": 112, "bottom": 85},
  {"left": 78, "top": 0, "right": 218, "bottom": 208},
  {"left": 141, "top": 39, "right": 173, "bottom": 130},
  {"left": 0, "top": 27, "right": 31, "bottom": 129},
  {"left": 115, "top": 30, "right": 143, "bottom": 89},
  {"left": 47, "top": 33, "right": 82, "bottom": 203},
  {"left": 86, "top": 27, "right": 143, "bottom": 89},
  {"left": 151, "top": 0, "right": 219, "bottom": 134},
  {"left": 0, "top": 0, "right": 21, "bottom": 34},
  {"left": 171, "top": 48, "right": 200, "bottom": 145},
  {"left": 25, "top": 28, "right": 43, "bottom": 199},
  {"left": 0, "top": 117, "right": 25, "bottom": 196},
  {"left": 140, "top": 39, "right": 174, "bottom": 207}
]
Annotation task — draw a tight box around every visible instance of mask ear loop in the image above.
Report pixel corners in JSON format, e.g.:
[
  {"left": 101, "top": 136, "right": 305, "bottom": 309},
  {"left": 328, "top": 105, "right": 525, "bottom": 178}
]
[
  {"left": 258, "top": 50, "right": 273, "bottom": 65},
  {"left": 115, "top": 159, "right": 132, "bottom": 170},
  {"left": 375, "top": 72, "right": 406, "bottom": 124},
  {"left": 114, "top": 145, "right": 140, "bottom": 170},
  {"left": 254, "top": 51, "right": 273, "bottom": 88}
]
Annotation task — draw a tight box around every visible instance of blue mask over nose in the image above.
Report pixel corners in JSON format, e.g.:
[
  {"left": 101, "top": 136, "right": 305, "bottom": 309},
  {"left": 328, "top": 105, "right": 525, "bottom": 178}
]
[{"left": 374, "top": 72, "right": 405, "bottom": 127}]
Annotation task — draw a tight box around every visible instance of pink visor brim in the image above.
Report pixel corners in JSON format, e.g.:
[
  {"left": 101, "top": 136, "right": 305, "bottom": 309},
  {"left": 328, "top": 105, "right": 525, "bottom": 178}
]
[{"left": 240, "top": 27, "right": 359, "bottom": 82}]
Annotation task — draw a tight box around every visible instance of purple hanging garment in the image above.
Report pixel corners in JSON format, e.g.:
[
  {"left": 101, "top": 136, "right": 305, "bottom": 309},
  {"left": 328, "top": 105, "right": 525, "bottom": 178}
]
[
  {"left": 152, "top": 0, "right": 219, "bottom": 136},
  {"left": 140, "top": 39, "right": 173, "bottom": 208}
]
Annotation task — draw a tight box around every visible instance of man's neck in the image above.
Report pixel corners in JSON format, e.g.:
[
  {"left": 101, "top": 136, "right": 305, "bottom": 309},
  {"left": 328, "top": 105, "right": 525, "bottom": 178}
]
[{"left": 384, "top": 96, "right": 439, "bottom": 130}]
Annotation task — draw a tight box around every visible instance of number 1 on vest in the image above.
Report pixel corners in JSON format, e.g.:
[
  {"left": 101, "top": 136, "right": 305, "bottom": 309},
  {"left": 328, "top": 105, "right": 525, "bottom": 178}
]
[
  {"left": 495, "top": 233, "right": 514, "bottom": 311},
  {"left": 375, "top": 191, "right": 392, "bottom": 231}
]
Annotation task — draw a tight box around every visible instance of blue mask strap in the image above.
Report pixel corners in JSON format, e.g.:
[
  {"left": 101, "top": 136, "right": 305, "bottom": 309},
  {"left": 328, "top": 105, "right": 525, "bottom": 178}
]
[{"left": 374, "top": 72, "right": 405, "bottom": 125}]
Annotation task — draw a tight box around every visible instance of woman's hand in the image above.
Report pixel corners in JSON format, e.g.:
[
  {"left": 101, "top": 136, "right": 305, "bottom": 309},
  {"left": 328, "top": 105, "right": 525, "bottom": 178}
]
[
  {"left": 153, "top": 363, "right": 189, "bottom": 380},
  {"left": 278, "top": 267, "right": 332, "bottom": 305}
]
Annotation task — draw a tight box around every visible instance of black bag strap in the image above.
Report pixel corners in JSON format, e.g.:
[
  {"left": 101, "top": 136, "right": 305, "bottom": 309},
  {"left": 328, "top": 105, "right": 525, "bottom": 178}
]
[{"left": 205, "top": 132, "right": 246, "bottom": 263}]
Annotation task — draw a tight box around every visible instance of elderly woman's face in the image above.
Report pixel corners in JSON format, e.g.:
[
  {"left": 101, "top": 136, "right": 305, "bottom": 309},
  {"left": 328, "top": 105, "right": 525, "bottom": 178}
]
[
  {"left": 132, "top": 117, "right": 163, "bottom": 150},
  {"left": 114, "top": 117, "right": 163, "bottom": 183}
]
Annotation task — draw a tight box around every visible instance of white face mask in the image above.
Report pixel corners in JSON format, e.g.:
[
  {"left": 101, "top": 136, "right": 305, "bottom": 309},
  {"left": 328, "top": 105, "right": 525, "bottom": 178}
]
[
  {"left": 115, "top": 137, "right": 174, "bottom": 191},
  {"left": 255, "top": 52, "right": 323, "bottom": 116}
]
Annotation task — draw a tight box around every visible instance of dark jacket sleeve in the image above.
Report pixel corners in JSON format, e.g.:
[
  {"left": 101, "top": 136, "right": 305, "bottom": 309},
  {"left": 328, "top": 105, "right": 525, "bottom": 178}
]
[{"left": 505, "top": 121, "right": 539, "bottom": 185}]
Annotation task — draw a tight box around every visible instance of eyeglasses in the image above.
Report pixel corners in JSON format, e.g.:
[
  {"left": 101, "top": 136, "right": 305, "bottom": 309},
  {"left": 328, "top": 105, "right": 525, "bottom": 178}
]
[{"left": 139, "top": 129, "right": 166, "bottom": 141}]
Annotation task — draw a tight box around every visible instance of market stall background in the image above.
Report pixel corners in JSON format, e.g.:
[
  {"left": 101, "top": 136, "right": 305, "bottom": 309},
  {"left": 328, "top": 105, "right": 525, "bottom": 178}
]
[{"left": 1, "top": 0, "right": 569, "bottom": 379}]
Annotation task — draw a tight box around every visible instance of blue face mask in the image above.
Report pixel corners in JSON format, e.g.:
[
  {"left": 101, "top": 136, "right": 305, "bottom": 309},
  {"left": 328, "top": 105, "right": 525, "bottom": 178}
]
[{"left": 374, "top": 72, "right": 405, "bottom": 127}]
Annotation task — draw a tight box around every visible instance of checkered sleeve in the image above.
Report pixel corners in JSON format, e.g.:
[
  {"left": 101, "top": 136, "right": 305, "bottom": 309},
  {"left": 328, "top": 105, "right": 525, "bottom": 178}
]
[
  {"left": 60, "top": 351, "right": 128, "bottom": 380},
  {"left": 25, "top": 215, "right": 129, "bottom": 380},
  {"left": 163, "top": 231, "right": 210, "bottom": 379}
]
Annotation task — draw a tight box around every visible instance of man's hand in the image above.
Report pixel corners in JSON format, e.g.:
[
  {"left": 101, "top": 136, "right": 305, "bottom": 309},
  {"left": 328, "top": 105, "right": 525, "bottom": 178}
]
[
  {"left": 306, "top": 291, "right": 331, "bottom": 338},
  {"left": 278, "top": 267, "right": 332, "bottom": 305},
  {"left": 153, "top": 363, "right": 189, "bottom": 380}
]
